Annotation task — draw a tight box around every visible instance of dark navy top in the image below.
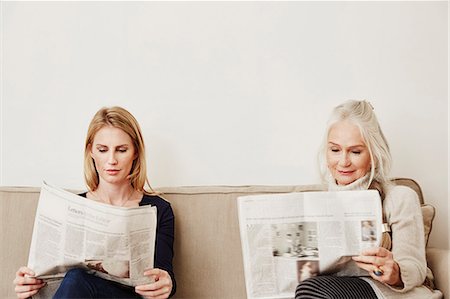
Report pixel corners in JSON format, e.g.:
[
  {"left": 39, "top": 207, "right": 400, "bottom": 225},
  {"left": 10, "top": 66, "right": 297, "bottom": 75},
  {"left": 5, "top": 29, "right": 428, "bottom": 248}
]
[{"left": 80, "top": 193, "right": 176, "bottom": 297}]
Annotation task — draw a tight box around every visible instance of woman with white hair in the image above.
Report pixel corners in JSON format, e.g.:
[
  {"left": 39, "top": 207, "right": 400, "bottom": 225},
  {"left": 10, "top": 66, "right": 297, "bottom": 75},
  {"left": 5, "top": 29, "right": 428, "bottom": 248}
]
[{"left": 295, "top": 100, "right": 441, "bottom": 298}]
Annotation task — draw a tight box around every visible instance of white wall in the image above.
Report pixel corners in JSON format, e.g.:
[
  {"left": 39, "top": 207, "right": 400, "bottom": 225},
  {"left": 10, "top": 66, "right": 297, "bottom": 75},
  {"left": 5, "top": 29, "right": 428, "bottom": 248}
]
[{"left": 1, "top": 2, "right": 448, "bottom": 249}]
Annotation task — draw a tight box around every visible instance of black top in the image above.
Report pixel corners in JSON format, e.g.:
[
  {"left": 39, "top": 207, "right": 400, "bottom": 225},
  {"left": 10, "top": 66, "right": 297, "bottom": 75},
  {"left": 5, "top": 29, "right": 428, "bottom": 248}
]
[{"left": 80, "top": 192, "right": 176, "bottom": 297}]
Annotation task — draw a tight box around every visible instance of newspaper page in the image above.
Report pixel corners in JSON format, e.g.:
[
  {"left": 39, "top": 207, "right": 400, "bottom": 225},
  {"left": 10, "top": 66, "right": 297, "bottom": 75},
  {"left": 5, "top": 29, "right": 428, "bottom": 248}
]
[
  {"left": 237, "top": 190, "right": 382, "bottom": 299},
  {"left": 27, "top": 181, "right": 157, "bottom": 286}
]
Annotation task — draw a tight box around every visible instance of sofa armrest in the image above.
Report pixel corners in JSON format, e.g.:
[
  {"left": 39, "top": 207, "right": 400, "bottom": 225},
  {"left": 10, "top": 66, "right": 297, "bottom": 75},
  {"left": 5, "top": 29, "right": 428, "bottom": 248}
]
[{"left": 426, "top": 247, "right": 449, "bottom": 298}]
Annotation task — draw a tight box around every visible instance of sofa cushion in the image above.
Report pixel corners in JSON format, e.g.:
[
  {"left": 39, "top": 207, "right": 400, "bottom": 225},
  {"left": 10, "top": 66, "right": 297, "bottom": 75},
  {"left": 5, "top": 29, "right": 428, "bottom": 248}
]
[
  {"left": 421, "top": 204, "right": 435, "bottom": 247},
  {"left": 420, "top": 204, "right": 437, "bottom": 290}
]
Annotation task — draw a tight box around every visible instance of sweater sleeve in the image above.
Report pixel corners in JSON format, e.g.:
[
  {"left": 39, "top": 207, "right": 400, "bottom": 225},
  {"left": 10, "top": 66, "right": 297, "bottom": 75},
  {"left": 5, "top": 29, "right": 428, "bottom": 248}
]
[
  {"left": 140, "top": 195, "right": 176, "bottom": 297},
  {"left": 384, "top": 185, "right": 427, "bottom": 292},
  {"left": 154, "top": 201, "right": 176, "bottom": 297}
]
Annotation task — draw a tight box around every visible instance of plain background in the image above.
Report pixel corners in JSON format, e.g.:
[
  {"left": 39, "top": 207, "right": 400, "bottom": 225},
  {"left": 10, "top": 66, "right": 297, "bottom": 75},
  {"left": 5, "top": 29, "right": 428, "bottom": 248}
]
[{"left": 1, "top": 2, "right": 448, "bottom": 249}]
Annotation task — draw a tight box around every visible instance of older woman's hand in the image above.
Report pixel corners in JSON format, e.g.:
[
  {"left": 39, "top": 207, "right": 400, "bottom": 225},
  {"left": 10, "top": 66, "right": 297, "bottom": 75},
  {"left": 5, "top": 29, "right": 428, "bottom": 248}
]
[
  {"left": 135, "top": 268, "right": 172, "bottom": 299},
  {"left": 13, "top": 266, "right": 46, "bottom": 299},
  {"left": 352, "top": 247, "right": 403, "bottom": 287}
]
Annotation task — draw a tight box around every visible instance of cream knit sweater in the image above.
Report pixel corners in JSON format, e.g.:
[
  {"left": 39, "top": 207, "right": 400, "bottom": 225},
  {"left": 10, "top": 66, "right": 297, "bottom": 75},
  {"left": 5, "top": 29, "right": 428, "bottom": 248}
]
[{"left": 329, "top": 175, "right": 442, "bottom": 299}]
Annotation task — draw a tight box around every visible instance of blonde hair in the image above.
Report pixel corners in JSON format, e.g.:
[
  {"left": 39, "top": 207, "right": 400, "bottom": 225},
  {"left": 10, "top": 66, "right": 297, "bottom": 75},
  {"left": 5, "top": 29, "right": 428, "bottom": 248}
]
[
  {"left": 319, "top": 100, "right": 392, "bottom": 249},
  {"left": 84, "top": 106, "right": 156, "bottom": 194}
]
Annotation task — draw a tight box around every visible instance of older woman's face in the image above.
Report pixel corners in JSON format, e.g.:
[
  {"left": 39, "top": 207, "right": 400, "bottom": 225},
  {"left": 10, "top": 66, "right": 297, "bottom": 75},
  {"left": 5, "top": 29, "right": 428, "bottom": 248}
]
[{"left": 326, "top": 120, "right": 371, "bottom": 185}]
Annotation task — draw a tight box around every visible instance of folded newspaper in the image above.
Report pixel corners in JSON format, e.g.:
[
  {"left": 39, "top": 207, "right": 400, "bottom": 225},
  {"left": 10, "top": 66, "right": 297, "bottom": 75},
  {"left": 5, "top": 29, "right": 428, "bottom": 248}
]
[
  {"left": 237, "top": 190, "right": 382, "bottom": 299},
  {"left": 27, "top": 181, "right": 157, "bottom": 286}
]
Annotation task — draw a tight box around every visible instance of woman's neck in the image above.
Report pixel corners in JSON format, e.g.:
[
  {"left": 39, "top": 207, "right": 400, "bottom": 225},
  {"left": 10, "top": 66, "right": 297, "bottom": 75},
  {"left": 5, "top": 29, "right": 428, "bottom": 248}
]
[
  {"left": 328, "top": 173, "right": 371, "bottom": 191},
  {"left": 92, "top": 182, "right": 136, "bottom": 206}
]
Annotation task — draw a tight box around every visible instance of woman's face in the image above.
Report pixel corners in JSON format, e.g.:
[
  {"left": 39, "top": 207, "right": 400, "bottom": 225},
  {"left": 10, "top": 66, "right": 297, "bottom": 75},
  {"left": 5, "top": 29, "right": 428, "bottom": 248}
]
[
  {"left": 326, "top": 120, "right": 371, "bottom": 186},
  {"left": 90, "top": 126, "right": 136, "bottom": 187}
]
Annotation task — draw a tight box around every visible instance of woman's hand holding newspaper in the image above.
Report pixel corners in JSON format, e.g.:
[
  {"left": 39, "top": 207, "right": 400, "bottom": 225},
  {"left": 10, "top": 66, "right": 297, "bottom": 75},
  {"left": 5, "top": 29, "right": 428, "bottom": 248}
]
[
  {"left": 13, "top": 266, "right": 46, "bottom": 299},
  {"left": 135, "top": 268, "right": 173, "bottom": 299},
  {"left": 352, "top": 247, "right": 403, "bottom": 287}
]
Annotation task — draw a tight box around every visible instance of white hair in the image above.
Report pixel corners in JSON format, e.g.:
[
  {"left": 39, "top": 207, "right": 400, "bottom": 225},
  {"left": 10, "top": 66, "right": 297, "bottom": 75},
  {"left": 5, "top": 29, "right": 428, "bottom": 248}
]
[{"left": 318, "top": 100, "right": 392, "bottom": 189}]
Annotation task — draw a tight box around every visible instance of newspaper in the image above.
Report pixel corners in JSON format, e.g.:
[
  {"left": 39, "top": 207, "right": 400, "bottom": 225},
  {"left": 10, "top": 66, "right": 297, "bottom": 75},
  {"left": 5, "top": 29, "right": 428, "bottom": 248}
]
[
  {"left": 27, "top": 181, "right": 157, "bottom": 286},
  {"left": 237, "top": 190, "right": 382, "bottom": 299}
]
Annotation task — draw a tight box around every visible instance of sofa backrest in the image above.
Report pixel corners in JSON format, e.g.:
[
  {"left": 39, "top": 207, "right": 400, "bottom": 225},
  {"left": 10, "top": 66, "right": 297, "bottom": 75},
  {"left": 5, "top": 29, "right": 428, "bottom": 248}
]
[
  {"left": 1, "top": 187, "right": 41, "bottom": 299},
  {"left": 0, "top": 179, "right": 425, "bottom": 299},
  {"left": 157, "top": 184, "right": 323, "bottom": 298}
]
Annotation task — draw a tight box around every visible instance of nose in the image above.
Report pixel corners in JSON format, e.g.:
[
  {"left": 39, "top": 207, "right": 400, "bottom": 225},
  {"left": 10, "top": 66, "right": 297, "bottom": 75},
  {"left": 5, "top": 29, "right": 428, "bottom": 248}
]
[
  {"left": 108, "top": 152, "right": 118, "bottom": 165},
  {"left": 338, "top": 152, "right": 351, "bottom": 167}
]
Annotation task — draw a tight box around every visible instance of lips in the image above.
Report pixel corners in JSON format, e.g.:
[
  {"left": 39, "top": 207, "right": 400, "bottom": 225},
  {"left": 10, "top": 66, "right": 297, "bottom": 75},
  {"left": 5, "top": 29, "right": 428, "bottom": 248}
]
[
  {"left": 106, "top": 169, "right": 120, "bottom": 175},
  {"left": 338, "top": 170, "right": 354, "bottom": 176}
]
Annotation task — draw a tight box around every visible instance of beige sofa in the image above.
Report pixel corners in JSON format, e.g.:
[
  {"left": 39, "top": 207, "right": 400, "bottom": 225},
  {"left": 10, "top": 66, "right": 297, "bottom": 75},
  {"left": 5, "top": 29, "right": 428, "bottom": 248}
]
[{"left": 1, "top": 178, "right": 448, "bottom": 299}]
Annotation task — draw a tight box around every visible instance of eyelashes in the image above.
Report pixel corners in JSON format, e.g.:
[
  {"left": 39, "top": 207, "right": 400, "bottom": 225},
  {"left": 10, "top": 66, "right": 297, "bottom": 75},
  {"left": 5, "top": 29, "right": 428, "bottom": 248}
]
[
  {"left": 329, "top": 148, "right": 362, "bottom": 155},
  {"left": 96, "top": 148, "right": 128, "bottom": 153}
]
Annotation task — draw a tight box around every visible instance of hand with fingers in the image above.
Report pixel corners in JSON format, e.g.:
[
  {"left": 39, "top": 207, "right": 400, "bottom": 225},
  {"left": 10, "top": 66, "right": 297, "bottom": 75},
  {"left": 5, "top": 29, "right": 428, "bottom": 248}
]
[
  {"left": 352, "top": 247, "right": 403, "bottom": 287},
  {"left": 13, "top": 266, "right": 46, "bottom": 299},
  {"left": 135, "top": 268, "right": 173, "bottom": 299}
]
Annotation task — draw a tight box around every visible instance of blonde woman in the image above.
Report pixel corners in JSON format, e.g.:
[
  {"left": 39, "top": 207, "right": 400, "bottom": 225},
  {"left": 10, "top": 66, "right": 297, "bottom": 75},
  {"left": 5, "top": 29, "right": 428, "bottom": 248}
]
[{"left": 14, "top": 106, "right": 176, "bottom": 299}]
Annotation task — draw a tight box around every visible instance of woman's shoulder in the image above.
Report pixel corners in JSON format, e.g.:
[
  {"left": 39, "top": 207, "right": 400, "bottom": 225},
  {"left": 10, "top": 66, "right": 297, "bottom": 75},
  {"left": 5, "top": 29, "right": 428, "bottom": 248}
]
[
  {"left": 140, "top": 193, "right": 171, "bottom": 208},
  {"left": 384, "top": 184, "right": 421, "bottom": 210},
  {"left": 386, "top": 184, "right": 419, "bottom": 200}
]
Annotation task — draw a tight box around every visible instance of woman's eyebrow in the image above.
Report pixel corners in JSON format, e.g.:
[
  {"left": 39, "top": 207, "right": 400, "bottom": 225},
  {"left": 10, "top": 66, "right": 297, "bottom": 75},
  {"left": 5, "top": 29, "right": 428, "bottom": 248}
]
[
  {"left": 328, "top": 142, "right": 366, "bottom": 148},
  {"left": 348, "top": 144, "right": 366, "bottom": 149},
  {"left": 95, "top": 144, "right": 129, "bottom": 147}
]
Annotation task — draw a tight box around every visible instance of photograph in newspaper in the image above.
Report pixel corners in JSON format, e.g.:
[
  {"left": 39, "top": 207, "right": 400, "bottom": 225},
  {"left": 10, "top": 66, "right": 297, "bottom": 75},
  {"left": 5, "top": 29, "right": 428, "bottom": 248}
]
[
  {"left": 237, "top": 190, "right": 382, "bottom": 299},
  {"left": 27, "top": 181, "right": 157, "bottom": 286}
]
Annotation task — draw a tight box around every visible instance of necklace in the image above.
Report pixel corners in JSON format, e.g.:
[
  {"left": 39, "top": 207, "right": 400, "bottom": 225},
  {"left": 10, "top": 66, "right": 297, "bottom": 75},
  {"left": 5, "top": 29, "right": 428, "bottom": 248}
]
[{"left": 90, "top": 188, "right": 135, "bottom": 207}]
